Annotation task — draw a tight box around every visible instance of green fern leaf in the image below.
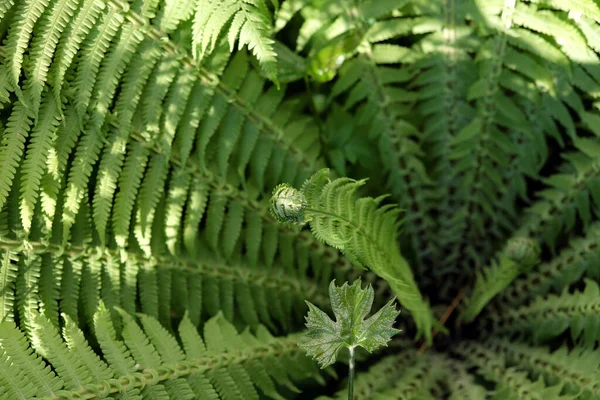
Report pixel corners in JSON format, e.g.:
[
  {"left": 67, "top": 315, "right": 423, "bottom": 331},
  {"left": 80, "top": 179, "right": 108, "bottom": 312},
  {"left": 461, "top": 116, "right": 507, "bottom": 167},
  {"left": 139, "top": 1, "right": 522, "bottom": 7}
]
[
  {"left": 19, "top": 93, "right": 61, "bottom": 233},
  {"left": 3, "top": 0, "right": 51, "bottom": 99},
  {"left": 24, "top": 0, "right": 77, "bottom": 116},
  {"left": 165, "top": 168, "right": 191, "bottom": 255},
  {"left": 89, "top": 22, "right": 143, "bottom": 131},
  {"left": 182, "top": 177, "right": 209, "bottom": 257},
  {"left": 0, "top": 102, "right": 33, "bottom": 212},
  {"left": 113, "top": 142, "right": 149, "bottom": 248},
  {"left": 73, "top": 4, "right": 123, "bottom": 119},
  {"left": 39, "top": 106, "right": 80, "bottom": 237},
  {"left": 0, "top": 318, "right": 63, "bottom": 397},
  {"left": 193, "top": 0, "right": 277, "bottom": 82},
  {"left": 30, "top": 312, "right": 91, "bottom": 390},
  {"left": 49, "top": 0, "right": 105, "bottom": 104},
  {"left": 0, "top": 249, "right": 18, "bottom": 322}
]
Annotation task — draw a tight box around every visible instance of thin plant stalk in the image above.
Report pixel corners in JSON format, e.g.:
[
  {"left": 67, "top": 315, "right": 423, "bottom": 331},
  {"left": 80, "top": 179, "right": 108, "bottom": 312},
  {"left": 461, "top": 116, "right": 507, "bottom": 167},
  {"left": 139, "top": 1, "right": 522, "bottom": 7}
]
[{"left": 348, "top": 346, "right": 355, "bottom": 400}]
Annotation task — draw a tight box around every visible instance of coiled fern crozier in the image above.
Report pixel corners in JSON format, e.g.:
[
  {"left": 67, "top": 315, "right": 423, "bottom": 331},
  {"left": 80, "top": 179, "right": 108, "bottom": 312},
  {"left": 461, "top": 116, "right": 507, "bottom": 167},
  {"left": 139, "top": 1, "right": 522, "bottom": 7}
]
[{"left": 1, "top": 0, "right": 600, "bottom": 398}]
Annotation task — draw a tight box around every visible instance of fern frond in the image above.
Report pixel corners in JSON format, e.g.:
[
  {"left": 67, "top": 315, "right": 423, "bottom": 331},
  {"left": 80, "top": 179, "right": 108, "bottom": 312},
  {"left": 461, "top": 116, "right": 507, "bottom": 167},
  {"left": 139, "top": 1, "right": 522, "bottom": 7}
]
[
  {"left": 156, "top": 0, "right": 194, "bottom": 33},
  {"left": 133, "top": 155, "right": 169, "bottom": 256},
  {"left": 49, "top": 0, "right": 106, "bottom": 105},
  {"left": 38, "top": 253, "right": 61, "bottom": 326},
  {"left": 373, "top": 354, "right": 440, "bottom": 399},
  {"left": 16, "top": 253, "right": 41, "bottom": 335},
  {"left": 73, "top": 4, "right": 123, "bottom": 119},
  {"left": 0, "top": 348, "right": 37, "bottom": 400},
  {"left": 272, "top": 169, "right": 438, "bottom": 342},
  {"left": 0, "top": 317, "right": 63, "bottom": 397},
  {"left": 19, "top": 92, "right": 61, "bottom": 234},
  {"left": 89, "top": 22, "right": 143, "bottom": 132},
  {"left": 193, "top": 0, "right": 277, "bottom": 82},
  {"left": 30, "top": 312, "right": 91, "bottom": 390},
  {"left": 462, "top": 237, "right": 540, "bottom": 321},
  {"left": 0, "top": 249, "right": 18, "bottom": 322},
  {"left": 0, "top": 305, "right": 305, "bottom": 398},
  {"left": 165, "top": 168, "right": 191, "bottom": 255},
  {"left": 3, "top": 0, "right": 51, "bottom": 100},
  {"left": 490, "top": 279, "right": 600, "bottom": 346},
  {"left": 24, "top": 0, "right": 77, "bottom": 116},
  {"left": 487, "top": 338, "right": 600, "bottom": 398},
  {"left": 456, "top": 341, "right": 571, "bottom": 400},
  {"left": 0, "top": 102, "right": 33, "bottom": 212},
  {"left": 446, "top": 361, "right": 488, "bottom": 400},
  {"left": 113, "top": 142, "right": 149, "bottom": 248},
  {"left": 512, "top": 141, "right": 600, "bottom": 250},
  {"left": 498, "top": 222, "right": 600, "bottom": 308},
  {"left": 61, "top": 127, "right": 103, "bottom": 244},
  {"left": 182, "top": 176, "right": 209, "bottom": 257},
  {"left": 0, "top": 234, "right": 329, "bottom": 330}
]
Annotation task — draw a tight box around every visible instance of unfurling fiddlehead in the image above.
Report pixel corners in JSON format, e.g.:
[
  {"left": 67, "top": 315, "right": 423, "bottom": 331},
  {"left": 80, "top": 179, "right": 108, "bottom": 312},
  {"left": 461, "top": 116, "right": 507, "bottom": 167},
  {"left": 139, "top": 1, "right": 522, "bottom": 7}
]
[{"left": 271, "top": 169, "right": 439, "bottom": 343}]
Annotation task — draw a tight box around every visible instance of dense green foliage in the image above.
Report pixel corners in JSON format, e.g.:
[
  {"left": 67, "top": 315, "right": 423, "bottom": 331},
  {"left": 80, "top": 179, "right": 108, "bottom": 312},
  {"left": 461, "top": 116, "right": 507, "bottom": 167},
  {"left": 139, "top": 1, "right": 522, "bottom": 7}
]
[{"left": 2, "top": 0, "right": 600, "bottom": 398}]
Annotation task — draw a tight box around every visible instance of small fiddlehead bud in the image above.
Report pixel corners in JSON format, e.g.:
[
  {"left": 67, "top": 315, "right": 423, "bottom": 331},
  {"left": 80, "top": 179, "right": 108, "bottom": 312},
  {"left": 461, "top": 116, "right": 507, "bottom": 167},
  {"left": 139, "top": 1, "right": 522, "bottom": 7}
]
[
  {"left": 270, "top": 183, "right": 307, "bottom": 224},
  {"left": 505, "top": 238, "right": 541, "bottom": 268}
]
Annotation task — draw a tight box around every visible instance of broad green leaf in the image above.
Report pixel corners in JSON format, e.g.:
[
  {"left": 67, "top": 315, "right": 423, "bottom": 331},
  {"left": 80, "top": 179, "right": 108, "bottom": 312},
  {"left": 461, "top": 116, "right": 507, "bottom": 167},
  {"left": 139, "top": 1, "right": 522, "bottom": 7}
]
[{"left": 299, "top": 279, "right": 400, "bottom": 368}]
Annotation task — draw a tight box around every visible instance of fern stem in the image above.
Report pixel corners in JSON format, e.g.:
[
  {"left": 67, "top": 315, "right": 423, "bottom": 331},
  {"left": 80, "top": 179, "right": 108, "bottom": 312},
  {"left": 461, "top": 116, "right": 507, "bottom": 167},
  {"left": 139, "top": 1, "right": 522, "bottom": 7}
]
[{"left": 348, "top": 346, "right": 355, "bottom": 400}]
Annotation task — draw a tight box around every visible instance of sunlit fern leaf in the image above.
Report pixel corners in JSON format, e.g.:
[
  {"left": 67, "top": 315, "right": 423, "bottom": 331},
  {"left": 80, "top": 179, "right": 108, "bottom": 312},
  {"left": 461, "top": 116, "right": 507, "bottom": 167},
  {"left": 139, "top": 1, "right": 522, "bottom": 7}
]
[
  {"left": 197, "top": 50, "right": 249, "bottom": 173},
  {"left": 193, "top": 0, "right": 278, "bottom": 82},
  {"left": 49, "top": 0, "right": 105, "bottom": 105},
  {"left": 156, "top": 0, "right": 195, "bottom": 33},
  {"left": 0, "top": 102, "right": 33, "bottom": 213},
  {"left": 19, "top": 92, "right": 61, "bottom": 234},
  {"left": 159, "top": 67, "right": 198, "bottom": 158},
  {"left": 165, "top": 168, "right": 191, "bottom": 255},
  {"left": 0, "top": 249, "right": 18, "bottom": 322},
  {"left": 134, "top": 155, "right": 169, "bottom": 256},
  {"left": 61, "top": 126, "right": 104, "bottom": 244},
  {"left": 0, "top": 348, "right": 37, "bottom": 399},
  {"left": 3, "top": 0, "right": 51, "bottom": 101},
  {"left": 0, "top": 317, "right": 64, "bottom": 397},
  {"left": 113, "top": 142, "right": 149, "bottom": 248},
  {"left": 30, "top": 312, "right": 92, "bottom": 390},
  {"left": 172, "top": 81, "right": 214, "bottom": 167},
  {"left": 89, "top": 22, "right": 144, "bottom": 132},
  {"left": 73, "top": 4, "right": 123, "bottom": 120},
  {"left": 217, "top": 71, "right": 265, "bottom": 180},
  {"left": 37, "top": 253, "right": 60, "bottom": 326},
  {"left": 24, "top": 0, "right": 77, "bottom": 116},
  {"left": 182, "top": 177, "right": 209, "bottom": 257},
  {"left": 39, "top": 106, "right": 80, "bottom": 238},
  {"left": 92, "top": 128, "right": 127, "bottom": 245}
]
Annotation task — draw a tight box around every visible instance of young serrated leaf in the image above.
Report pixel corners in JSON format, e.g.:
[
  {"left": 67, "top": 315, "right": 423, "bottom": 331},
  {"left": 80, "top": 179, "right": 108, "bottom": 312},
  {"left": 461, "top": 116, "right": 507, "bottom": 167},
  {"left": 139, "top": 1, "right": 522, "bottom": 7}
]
[{"left": 299, "top": 279, "right": 400, "bottom": 368}]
